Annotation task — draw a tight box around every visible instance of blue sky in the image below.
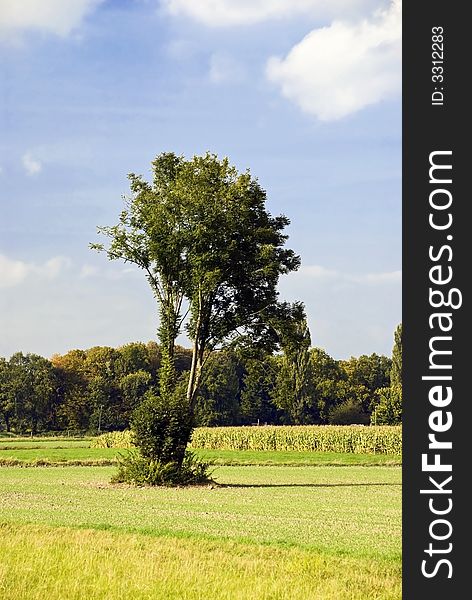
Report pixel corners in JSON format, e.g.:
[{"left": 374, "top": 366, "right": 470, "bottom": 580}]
[{"left": 0, "top": 0, "right": 401, "bottom": 360}]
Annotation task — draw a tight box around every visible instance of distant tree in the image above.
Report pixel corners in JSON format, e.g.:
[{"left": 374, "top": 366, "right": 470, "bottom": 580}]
[
  {"left": 194, "top": 350, "right": 242, "bottom": 426},
  {"left": 371, "top": 323, "right": 402, "bottom": 425},
  {"left": 371, "top": 386, "right": 402, "bottom": 425},
  {"left": 5, "top": 353, "right": 56, "bottom": 433},
  {"left": 272, "top": 305, "right": 317, "bottom": 424},
  {"left": 0, "top": 357, "right": 15, "bottom": 431},
  {"left": 340, "top": 353, "right": 391, "bottom": 416},
  {"left": 119, "top": 370, "right": 153, "bottom": 421},
  {"left": 310, "top": 348, "right": 345, "bottom": 423},
  {"left": 84, "top": 346, "right": 122, "bottom": 431},
  {"left": 390, "top": 323, "right": 402, "bottom": 388},
  {"left": 116, "top": 342, "right": 152, "bottom": 378},
  {"left": 52, "top": 350, "right": 91, "bottom": 431},
  {"left": 239, "top": 352, "right": 279, "bottom": 425},
  {"left": 92, "top": 152, "right": 300, "bottom": 482}
]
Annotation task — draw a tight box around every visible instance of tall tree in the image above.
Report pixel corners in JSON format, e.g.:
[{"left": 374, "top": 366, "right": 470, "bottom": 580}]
[
  {"left": 272, "top": 304, "right": 316, "bottom": 424},
  {"left": 370, "top": 323, "right": 403, "bottom": 425},
  {"left": 390, "top": 323, "right": 402, "bottom": 388},
  {"left": 92, "top": 152, "right": 300, "bottom": 473}
]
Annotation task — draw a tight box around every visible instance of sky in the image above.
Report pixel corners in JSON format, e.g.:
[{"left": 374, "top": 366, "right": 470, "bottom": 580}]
[{"left": 0, "top": 0, "right": 401, "bottom": 360}]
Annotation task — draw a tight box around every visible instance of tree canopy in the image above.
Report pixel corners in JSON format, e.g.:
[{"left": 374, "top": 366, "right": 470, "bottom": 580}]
[{"left": 91, "top": 152, "right": 302, "bottom": 477}]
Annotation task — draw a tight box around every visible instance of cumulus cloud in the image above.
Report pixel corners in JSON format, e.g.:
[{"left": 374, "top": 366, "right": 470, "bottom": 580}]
[
  {"left": 22, "top": 153, "right": 42, "bottom": 175},
  {"left": 0, "top": 0, "right": 103, "bottom": 41},
  {"left": 266, "top": 0, "right": 401, "bottom": 121},
  {"left": 0, "top": 254, "right": 70, "bottom": 288},
  {"left": 162, "top": 0, "right": 375, "bottom": 27},
  {"left": 209, "top": 53, "right": 246, "bottom": 84}
]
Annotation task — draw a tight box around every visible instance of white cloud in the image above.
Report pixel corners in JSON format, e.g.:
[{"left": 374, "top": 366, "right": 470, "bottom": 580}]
[
  {"left": 0, "top": 0, "right": 103, "bottom": 41},
  {"left": 209, "top": 53, "right": 246, "bottom": 84},
  {"left": 80, "top": 264, "right": 100, "bottom": 279},
  {"left": 279, "top": 264, "right": 401, "bottom": 357},
  {"left": 0, "top": 254, "right": 70, "bottom": 288},
  {"left": 39, "top": 257, "right": 72, "bottom": 279},
  {"left": 162, "top": 0, "right": 376, "bottom": 27},
  {"left": 297, "top": 265, "right": 339, "bottom": 280},
  {"left": 22, "top": 153, "right": 42, "bottom": 176},
  {"left": 354, "top": 270, "right": 402, "bottom": 284},
  {"left": 266, "top": 0, "right": 401, "bottom": 121},
  {"left": 0, "top": 255, "right": 30, "bottom": 288}
]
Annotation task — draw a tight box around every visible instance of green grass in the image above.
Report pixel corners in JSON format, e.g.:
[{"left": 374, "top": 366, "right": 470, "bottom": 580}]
[
  {"left": 0, "top": 447, "right": 118, "bottom": 462},
  {"left": 0, "top": 440, "right": 401, "bottom": 467},
  {"left": 0, "top": 465, "right": 401, "bottom": 560},
  {"left": 197, "top": 448, "right": 401, "bottom": 466},
  {"left": 0, "top": 460, "right": 401, "bottom": 598},
  {"left": 0, "top": 440, "right": 91, "bottom": 450}
]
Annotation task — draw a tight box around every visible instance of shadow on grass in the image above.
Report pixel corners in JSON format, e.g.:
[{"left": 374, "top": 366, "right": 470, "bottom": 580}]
[{"left": 217, "top": 482, "right": 402, "bottom": 489}]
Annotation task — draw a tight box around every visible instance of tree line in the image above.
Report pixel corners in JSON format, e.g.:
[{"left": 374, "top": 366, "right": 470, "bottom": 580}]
[{"left": 0, "top": 327, "right": 402, "bottom": 434}]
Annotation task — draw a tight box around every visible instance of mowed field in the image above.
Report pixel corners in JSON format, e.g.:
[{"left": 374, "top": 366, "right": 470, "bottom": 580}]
[{"left": 0, "top": 435, "right": 401, "bottom": 600}]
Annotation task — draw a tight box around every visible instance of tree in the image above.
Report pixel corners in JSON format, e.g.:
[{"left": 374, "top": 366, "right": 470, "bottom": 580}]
[
  {"left": 194, "top": 350, "right": 242, "bottom": 426},
  {"left": 52, "top": 350, "right": 90, "bottom": 431},
  {"left": 5, "top": 353, "right": 56, "bottom": 433},
  {"left": 272, "top": 304, "right": 316, "bottom": 424},
  {"left": 92, "top": 152, "right": 300, "bottom": 479},
  {"left": 310, "top": 348, "right": 344, "bottom": 423},
  {"left": 371, "top": 386, "right": 402, "bottom": 425},
  {"left": 0, "top": 357, "right": 15, "bottom": 431},
  {"left": 370, "top": 323, "right": 402, "bottom": 425},
  {"left": 239, "top": 351, "right": 279, "bottom": 425},
  {"left": 339, "top": 353, "right": 391, "bottom": 416},
  {"left": 390, "top": 323, "right": 402, "bottom": 388}
]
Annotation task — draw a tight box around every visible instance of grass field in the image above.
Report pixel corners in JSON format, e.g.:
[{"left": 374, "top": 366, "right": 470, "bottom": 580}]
[
  {"left": 0, "top": 442, "right": 401, "bottom": 466},
  {"left": 0, "top": 437, "right": 401, "bottom": 599}
]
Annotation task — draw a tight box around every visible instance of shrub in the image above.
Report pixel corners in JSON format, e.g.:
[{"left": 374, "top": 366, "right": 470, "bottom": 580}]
[
  {"left": 111, "top": 449, "right": 212, "bottom": 486},
  {"left": 328, "top": 400, "right": 370, "bottom": 425},
  {"left": 131, "top": 391, "right": 193, "bottom": 466}
]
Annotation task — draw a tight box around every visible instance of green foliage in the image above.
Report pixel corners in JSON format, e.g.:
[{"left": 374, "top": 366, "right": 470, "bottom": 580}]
[
  {"left": 131, "top": 390, "right": 193, "bottom": 465},
  {"left": 194, "top": 350, "right": 242, "bottom": 426},
  {"left": 371, "top": 386, "right": 402, "bottom": 425},
  {"left": 328, "top": 399, "right": 370, "bottom": 425},
  {"left": 390, "top": 324, "right": 402, "bottom": 388},
  {"left": 90, "top": 151, "right": 302, "bottom": 482},
  {"left": 0, "top": 353, "right": 57, "bottom": 433},
  {"left": 272, "top": 307, "right": 317, "bottom": 424},
  {"left": 339, "top": 353, "right": 391, "bottom": 415},
  {"left": 239, "top": 352, "right": 278, "bottom": 425},
  {"left": 112, "top": 449, "right": 212, "bottom": 486}
]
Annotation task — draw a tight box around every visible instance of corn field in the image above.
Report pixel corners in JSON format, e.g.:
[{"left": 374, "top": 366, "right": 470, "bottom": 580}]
[
  {"left": 92, "top": 425, "right": 402, "bottom": 455},
  {"left": 189, "top": 425, "right": 402, "bottom": 455},
  {"left": 91, "top": 430, "right": 133, "bottom": 448}
]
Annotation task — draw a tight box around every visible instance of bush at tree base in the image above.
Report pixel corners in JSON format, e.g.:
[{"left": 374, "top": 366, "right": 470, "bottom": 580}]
[
  {"left": 111, "top": 449, "right": 212, "bottom": 486},
  {"left": 114, "top": 390, "right": 212, "bottom": 486},
  {"left": 131, "top": 391, "right": 193, "bottom": 466}
]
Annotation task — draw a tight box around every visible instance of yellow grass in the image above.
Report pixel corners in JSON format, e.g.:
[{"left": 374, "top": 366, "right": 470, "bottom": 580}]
[{"left": 0, "top": 523, "right": 401, "bottom": 600}]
